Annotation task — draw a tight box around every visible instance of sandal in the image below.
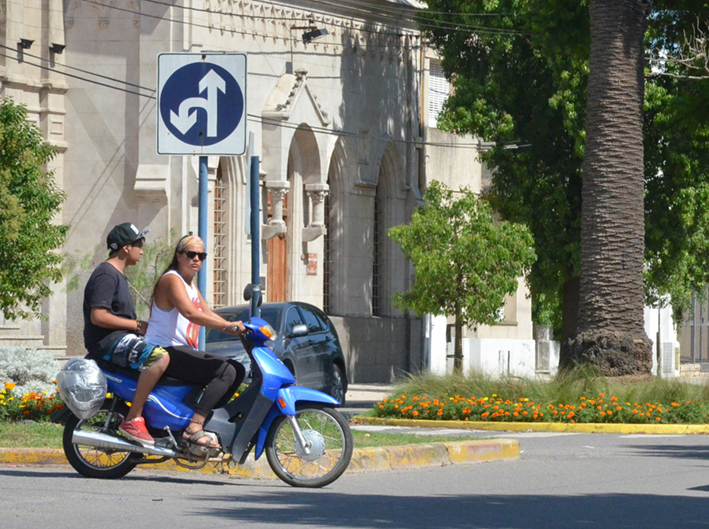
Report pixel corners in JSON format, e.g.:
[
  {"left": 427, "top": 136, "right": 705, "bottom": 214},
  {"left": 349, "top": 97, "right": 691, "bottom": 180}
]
[{"left": 182, "top": 429, "right": 220, "bottom": 449}]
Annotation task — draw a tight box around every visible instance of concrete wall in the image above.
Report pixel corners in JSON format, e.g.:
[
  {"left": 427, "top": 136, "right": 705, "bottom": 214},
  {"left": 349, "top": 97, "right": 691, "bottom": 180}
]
[{"left": 330, "top": 315, "right": 422, "bottom": 383}]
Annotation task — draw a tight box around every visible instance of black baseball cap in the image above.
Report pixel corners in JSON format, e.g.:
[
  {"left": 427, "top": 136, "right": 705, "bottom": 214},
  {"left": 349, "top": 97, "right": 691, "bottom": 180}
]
[{"left": 106, "top": 223, "right": 149, "bottom": 250}]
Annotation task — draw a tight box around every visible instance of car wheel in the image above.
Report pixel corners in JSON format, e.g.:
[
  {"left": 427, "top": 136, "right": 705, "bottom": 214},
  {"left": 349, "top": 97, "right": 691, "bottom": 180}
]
[{"left": 329, "top": 364, "right": 346, "bottom": 405}]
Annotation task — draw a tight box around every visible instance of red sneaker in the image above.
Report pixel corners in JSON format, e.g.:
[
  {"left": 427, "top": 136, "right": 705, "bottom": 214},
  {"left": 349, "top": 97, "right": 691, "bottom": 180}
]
[{"left": 119, "top": 417, "right": 154, "bottom": 446}]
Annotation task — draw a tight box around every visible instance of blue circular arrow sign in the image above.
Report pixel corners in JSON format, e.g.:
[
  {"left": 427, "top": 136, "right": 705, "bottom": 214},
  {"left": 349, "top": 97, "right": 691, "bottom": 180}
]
[{"left": 160, "top": 62, "right": 244, "bottom": 147}]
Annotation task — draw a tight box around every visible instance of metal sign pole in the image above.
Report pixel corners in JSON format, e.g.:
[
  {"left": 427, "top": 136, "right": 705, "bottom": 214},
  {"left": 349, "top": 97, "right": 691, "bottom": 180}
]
[
  {"left": 198, "top": 155, "right": 209, "bottom": 350},
  {"left": 250, "top": 155, "right": 261, "bottom": 318}
]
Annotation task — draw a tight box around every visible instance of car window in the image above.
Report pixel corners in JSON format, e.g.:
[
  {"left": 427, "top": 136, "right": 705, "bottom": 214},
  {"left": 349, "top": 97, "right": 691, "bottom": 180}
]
[
  {"left": 310, "top": 306, "right": 331, "bottom": 331},
  {"left": 229, "top": 307, "right": 280, "bottom": 331},
  {"left": 298, "top": 305, "right": 324, "bottom": 333},
  {"left": 205, "top": 312, "right": 237, "bottom": 344},
  {"left": 205, "top": 307, "right": 281, "bottom": 343},
  {"left": 284, "top": 307, "right": 305, "bottom": 336}
]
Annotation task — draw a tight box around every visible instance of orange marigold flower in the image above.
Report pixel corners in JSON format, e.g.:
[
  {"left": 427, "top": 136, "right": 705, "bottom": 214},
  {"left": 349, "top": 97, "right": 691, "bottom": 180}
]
[
  {"left": 567, "top": 411, "right": 575, "bottom": 418},
  {"left": 5, "top": 382, "right": 16, "bottom": 390},
  {"left": 413, "top": 411, "right": 418, "bottom": 417},
  {"left": 599, "top": 393, "right": 605, "bottom": 398},
  {"left": 437, "top": 409, "right": 443, "bottom": 416},
  {"left": 23, "top": 410, "right": 29, "bottom": 416},
  {"left": 412, "top": 397, "right": 419, "bottom": 402},
  {"left": 656, "top": 417, "right": 662, "bottom": 422},
  {"left": 394, "top": 404, "right": 399, "bottom": 409},
  {"left": 600, "top": 411, "right": 606, "bottom": 416},
  {"left": 616, "top": 406, "right": 622, "bottom": 411},
  {"left": 608, "top": 410, "right": 613, "bottom": 415},
  {"left": 481, "top": 412, "right": 489, "bottom": 418}
]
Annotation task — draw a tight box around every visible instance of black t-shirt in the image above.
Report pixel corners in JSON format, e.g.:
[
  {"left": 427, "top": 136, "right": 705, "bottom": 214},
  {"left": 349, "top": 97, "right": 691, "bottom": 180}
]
[{"left": 83, "top": 261, "right": 136, "bottom": 356}]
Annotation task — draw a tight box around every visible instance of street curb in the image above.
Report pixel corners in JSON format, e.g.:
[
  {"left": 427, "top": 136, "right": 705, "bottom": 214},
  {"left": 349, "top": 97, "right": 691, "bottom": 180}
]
[
  {"left": 0, "top": 439, "right": 520, "bottom": 478},
  {"left": 353, "top": 416, "right": 709, "bottom": 434}
]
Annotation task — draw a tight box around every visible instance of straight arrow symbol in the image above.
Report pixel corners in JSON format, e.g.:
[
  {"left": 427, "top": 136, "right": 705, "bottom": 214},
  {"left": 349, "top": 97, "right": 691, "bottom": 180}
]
[{"left": 169, "top": 69, "right": 227, "bottom": 137}]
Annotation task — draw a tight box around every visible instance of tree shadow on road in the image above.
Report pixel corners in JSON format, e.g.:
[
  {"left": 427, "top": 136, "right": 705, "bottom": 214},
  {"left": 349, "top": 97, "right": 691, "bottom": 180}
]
[{"left": 191, "top": 489, "right": 709, "bottom": 529}]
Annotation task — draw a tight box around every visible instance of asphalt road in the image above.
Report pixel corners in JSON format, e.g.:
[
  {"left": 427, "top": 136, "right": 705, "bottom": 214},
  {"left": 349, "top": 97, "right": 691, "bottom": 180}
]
[{"left": 2, "top": 429, "right": 709, "bottom": 529}]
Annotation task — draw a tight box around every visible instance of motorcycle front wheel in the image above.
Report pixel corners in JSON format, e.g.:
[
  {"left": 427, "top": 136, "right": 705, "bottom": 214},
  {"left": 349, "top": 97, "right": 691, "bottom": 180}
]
[
  {"left": 62, "top": 399, "right": 137, "bottom": 479},
  {"left": 265, "top": 404, "right": 353, "bottom": 488}
]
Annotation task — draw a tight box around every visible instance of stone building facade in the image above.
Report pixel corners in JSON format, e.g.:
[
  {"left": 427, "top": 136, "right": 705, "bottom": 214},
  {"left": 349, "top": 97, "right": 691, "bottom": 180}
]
[{"left": 1, "top": 0, "right": 536, "bottom": 382}]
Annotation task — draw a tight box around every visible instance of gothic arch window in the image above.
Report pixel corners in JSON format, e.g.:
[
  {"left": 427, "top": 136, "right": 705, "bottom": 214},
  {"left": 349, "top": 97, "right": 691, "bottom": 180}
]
[
  {"left": 214, "top": 164, "right": 228, "bottom": 308},
  {"left": 372, "top": 143, "right": 400, "bottom": 317},
  {"left": 212, "top": 157, "right": 247, "bottom": 307},
  {"left": 324, "top": 139, "right": 352, "bottom": 315}
]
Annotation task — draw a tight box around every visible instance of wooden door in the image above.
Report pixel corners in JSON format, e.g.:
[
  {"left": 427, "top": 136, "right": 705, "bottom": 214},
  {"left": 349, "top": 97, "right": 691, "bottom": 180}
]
[{"left": 267, "top": 191, "right": 288, "bottom": 301}]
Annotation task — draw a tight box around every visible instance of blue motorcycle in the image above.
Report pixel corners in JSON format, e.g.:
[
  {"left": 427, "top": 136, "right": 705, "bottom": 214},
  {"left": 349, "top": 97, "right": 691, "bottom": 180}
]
[{"left": 62, "top": 317, "right": 354, "bottom": 488}]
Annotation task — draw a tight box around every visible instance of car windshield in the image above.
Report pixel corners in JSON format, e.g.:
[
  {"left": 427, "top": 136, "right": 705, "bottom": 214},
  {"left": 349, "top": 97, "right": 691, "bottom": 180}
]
[{"left": 205, "top": 307, "right": 282, "bottom": 344}]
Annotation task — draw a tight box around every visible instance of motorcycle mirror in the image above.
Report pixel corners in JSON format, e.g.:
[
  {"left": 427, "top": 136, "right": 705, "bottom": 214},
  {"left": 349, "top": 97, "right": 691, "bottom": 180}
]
[{"left": 243, "top": 284, "right": 263, "bottom": 307}]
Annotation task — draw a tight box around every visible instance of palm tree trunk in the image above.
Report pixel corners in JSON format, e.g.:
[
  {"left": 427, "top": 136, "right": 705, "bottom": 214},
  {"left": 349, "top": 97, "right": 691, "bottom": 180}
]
[{"left": 566, "top": 0, "right": 653, "bottom": 375}]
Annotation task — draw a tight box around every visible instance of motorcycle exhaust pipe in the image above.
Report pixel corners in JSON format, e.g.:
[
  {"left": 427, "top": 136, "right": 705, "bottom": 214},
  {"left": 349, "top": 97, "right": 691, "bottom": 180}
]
[{"left": 72, "top": 429, "right": 179, "bottom": 458}]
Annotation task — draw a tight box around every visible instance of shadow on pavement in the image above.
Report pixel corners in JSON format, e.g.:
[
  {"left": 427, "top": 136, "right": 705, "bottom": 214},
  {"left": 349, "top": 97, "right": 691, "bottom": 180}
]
[
  {"left": 628, "top": 444, "right": 709, "bottom": 461},
  {"left": 192, "top": 490, "right": 709, "bottom": 529}
]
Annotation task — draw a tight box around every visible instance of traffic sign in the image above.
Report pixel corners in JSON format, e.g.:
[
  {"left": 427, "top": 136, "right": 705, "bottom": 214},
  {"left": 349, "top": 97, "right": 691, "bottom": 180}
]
[{"left": 157, "top": 53, "right": 246, "bottom": 155}]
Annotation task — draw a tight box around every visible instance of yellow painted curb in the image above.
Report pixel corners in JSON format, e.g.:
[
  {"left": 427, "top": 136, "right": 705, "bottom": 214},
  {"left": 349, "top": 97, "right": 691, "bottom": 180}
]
[
  {"left": 0, "top": 439, "right": 520, "bottom": 476},
  {"left": 0, "top": 448, "right": 68, "bottom": 466},
  {"left": 353, "top": 416, "right": 709, "bottom": 435}
]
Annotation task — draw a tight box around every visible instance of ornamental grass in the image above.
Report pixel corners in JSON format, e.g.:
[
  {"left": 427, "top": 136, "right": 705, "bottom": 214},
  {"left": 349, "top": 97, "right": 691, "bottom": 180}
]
[
  {"left": 372, "top": 369, "right": 709, "bottom": 424},
  {"left": 0, "top": 381, "right": 64, "bottom": 422}
]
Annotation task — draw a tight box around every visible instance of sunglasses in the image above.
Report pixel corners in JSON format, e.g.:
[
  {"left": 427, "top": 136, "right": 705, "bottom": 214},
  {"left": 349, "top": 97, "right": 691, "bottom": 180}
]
[{"left": 181, "top": 250, "right": 207, "bottom": 261}]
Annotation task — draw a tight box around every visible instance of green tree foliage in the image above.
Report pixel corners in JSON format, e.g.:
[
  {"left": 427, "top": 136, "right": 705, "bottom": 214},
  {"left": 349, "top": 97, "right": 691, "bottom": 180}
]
[
  {"left": 420, "top": 0, "right": 709, "bottom": 337},
  {"left": 0, "top": 99, "right": 68, "bottom": 319},
  {"left": 389, "top": 181, "right": 536, "bottom": 371}
]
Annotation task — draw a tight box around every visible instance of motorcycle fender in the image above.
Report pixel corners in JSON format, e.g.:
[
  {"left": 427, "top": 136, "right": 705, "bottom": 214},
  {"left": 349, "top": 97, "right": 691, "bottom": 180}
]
[{"left": 253, "top": 386, "right": 340, "bottom": 460}]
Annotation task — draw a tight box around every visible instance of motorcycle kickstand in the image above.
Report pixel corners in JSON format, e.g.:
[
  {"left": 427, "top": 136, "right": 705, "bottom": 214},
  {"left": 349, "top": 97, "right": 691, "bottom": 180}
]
[{"left": 287, "top": 415, "right": 312, "bottom": 455}]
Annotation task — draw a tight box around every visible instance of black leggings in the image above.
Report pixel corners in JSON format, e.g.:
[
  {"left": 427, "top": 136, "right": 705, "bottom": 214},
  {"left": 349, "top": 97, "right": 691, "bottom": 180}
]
[{"left": 163, "top": 346, "right": 245, "bottom": 418}]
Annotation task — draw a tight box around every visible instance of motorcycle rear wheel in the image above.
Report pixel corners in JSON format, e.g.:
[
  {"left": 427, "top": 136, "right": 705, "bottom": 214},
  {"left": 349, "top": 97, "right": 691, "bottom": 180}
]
[
  {"left": 63, "top": 399, "right": 138, "bottom": 479},
  {"left": 265, "top": 404, "right": 353, "bottom": 488}
]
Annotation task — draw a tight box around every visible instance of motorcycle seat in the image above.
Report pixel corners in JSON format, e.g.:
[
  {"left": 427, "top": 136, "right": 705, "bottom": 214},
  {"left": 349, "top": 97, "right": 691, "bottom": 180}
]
[{"left": 93, "top": 357, "right": 189, "bottom": 386}]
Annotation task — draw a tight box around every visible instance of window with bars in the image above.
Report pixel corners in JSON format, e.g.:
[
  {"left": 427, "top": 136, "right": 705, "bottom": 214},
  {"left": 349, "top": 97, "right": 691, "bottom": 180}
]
[
  {"left": 323, "top": 192, "right": 333, "bottom": 314},
  {"left": 213, "top": 170, "right": 227, "bottom": 308},
  {"left": 429, "top": 59, "right": 450, "bottom": 128},
  {"left": 372, "top": 193, "right": 381, "bottom": 316}
]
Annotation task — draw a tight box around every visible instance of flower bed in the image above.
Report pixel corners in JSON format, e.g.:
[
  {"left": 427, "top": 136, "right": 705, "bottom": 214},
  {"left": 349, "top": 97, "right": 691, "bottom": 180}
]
[
  {"left": 373, "top": 393, "right": 709, "bottom": 424},
  {"left": 0, "top": 382, "right": 64, "bottom": 422}
]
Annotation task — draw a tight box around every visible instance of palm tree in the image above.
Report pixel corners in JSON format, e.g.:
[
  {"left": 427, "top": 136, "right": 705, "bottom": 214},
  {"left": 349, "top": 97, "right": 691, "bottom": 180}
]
[{"left": 566, "top": 0, "right": 653, "bottom": 375}]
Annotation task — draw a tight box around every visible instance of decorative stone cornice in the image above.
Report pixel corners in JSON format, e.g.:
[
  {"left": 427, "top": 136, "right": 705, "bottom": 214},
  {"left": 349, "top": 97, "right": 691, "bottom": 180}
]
[{"left": 65, "top": 0, "right": 141, "bottom": 30}]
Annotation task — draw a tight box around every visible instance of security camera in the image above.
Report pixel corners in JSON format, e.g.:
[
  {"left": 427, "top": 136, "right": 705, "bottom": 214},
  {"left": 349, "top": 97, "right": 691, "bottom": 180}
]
[{"left": 302, "top": 28, "right": 329, "bottom": 44}]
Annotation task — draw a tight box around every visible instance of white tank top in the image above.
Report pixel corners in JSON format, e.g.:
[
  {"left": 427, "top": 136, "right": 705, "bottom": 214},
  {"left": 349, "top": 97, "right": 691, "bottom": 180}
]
[{"left": 144, "top": 270, "right": 202, "bottom": 349}]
